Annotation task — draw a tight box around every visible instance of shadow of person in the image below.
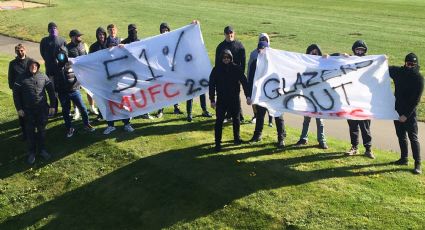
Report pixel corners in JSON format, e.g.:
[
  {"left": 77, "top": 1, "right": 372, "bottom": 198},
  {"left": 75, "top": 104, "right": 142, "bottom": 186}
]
[{"left": 0, "top": 143, "right": 406, "bottom": 229}]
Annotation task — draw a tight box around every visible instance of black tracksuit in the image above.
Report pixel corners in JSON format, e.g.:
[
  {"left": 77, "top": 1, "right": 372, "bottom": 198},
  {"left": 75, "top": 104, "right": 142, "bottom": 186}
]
[
  {"left": 13, "top": 60, "right": 56, "bottom": 153},
  {"left": 40, "top": 35, "right": 67, "bottom": 76},
  {"left": 209, "top": 50, "right": 249, "bottom": 145},
  {"left": 215, "top": 40, "right": 246, "bottom": 72},
  {"left": 389, "top": 65, "right": 424, "bottom": 162},
  {"left": 8, "top": 56, "right": 31, "bottom": 138},
  {"left": 248, "top": 59, "right": 285, "bottom": 142}
]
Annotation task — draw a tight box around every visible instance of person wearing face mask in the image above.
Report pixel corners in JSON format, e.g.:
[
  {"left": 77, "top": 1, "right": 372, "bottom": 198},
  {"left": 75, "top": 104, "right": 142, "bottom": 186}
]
[
  {"left": 389, "top": 53, "right": 424, "bottom": 174},
  {"left": 247, "top": 41, "right": 285, "bottom": 148},
  {"left": 345, "top": 40, "right": 375, "bottom": 159},
  {"left": 40, "top": 22, "right": 67, "bottom": 115},
  {"left": 121, "top": 24, "right": 139, "bottom": 44},
  {"left": 13, "top": 59, "right": 57, "bottom": 164},
  {"left": 8, "top": 44, "right": 31, "bottom": 140},
  {"left": 209, "top": 49, "right": 250, "bottom": 152},
  {"left": 294, "top": 44, "right": 328, "bottom": 149}
]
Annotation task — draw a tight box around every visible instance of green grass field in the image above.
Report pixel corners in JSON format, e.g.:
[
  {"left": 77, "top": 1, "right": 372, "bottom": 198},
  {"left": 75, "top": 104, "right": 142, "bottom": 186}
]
[{"left": 1, "top": 1, "right": 425, "bottom": 229}]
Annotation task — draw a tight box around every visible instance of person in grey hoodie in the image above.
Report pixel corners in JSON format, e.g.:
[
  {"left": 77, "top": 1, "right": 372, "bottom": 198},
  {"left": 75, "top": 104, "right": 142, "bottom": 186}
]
[{"left": 294, "top": 44, "right": 328, "bottom": 149}]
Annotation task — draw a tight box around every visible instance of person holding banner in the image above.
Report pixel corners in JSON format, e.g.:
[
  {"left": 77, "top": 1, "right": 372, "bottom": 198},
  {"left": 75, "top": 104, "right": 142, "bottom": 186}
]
[
  {"left": 247, "top": 41, "right": 285, "bottom": 148},
  {"left": 389, "top": 53, "right": 424, "bottom": 174},
  {"left": 156, "top": 22, "right": 184, "bottom": 118},
  {"left": 345, "top": 40, "right": 375, "bottom": 159},
  {"left": 209, "top": 49, "right": 250, "bottom": 152},
  {"left": 295, "top": 44, "right": 328, "bottom": 149}
]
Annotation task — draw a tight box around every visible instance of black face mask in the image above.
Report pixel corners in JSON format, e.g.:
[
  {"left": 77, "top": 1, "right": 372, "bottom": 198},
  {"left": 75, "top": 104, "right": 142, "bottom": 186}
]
[{"left": 128, "top": 30, "right": 138, "bottom": 41}]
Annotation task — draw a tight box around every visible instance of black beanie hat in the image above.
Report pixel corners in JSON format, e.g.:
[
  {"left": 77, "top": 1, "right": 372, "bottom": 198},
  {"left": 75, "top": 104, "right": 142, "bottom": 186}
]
[
  {"left": 160, "top": 23, "right": 170, "bottom": 33},
  {"left": 48, "top": 22, "right": 57, "bottom": 31},
  {"left": 405, "top": 53, "right": 418, "bottom": 64}
]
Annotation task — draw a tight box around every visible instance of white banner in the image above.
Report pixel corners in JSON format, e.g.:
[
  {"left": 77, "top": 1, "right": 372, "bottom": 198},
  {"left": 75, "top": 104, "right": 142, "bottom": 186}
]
[
  {"left": 252, "top": 48, "right": 398, "bottom": 120},
  {"left": 71, "top": 24, "right": 212, "bottom": 121}
]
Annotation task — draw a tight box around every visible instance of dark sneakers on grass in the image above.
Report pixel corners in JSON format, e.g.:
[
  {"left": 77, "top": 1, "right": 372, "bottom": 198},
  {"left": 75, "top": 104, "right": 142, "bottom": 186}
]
[
  {"left": 319, "top": 142, "right": 328, "bottom": 149},
  {"left": 277, "top": 140, "right": 285, "bottom": 148},
  {"left": 202, "top": 111, "right": 213, "bottom": 117},
  {"left": 392, "top": 158, "right": 408, "bottom": 165},
  {"left": 295, "top": 139, "right": 307, "bottom": 147},
  {"left": 413, "top": 162, "right": 422, "bottom": 174},
  {"left": 27, "top": 153, "right": 35, "bottom": 165},
  {"left": 249, "top": 136, "right": 262, "bottom": 143},
  {"left": 364, "top": 149, "right": 375, "bottom": 159},
  {"left": 234, "top": 139, "right": 243, "bottom": 145},
  {"left": 40, "top": 150, "right": 51, "bottom": 160}
]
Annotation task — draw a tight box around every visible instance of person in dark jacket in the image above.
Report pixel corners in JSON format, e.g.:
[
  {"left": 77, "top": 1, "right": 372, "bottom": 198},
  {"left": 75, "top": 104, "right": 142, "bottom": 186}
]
[
  {"left": 215, "top": 25, "right": 246, "bottom": 123},
  {"left": 209, "top": 49, "right": 250, "bottom": 151},
  {"left": 389, "top": 53, "right": 424, "bottom": 174},
  {"left": 121, "top": 24, "right": 139, "bottom": 44},
  {"left": 55, "top": 47, "right": 95, "bottom": 138},
  {"left": 39, "top": 22, "right": 67, "bottom": 114},
  {"left": 345, "top": 40, "right": 375, "bottom": 159},
  {"left": 294, "top": 44, "right": 328, "bottom": 149},
  {"left": 155, "top": 22, "right": 183, "bottom": 118},
  {"left": 8, "top": 44, "right": 30, "bottom": 140},
  {"left": 89, "top": 27, "right": 108, "bottom": 53},
  {"left": 247, "top": 41, "right": 285, "bottom": 148},
  {"left": 13, "top": 59, "right": 56, "bottom": 164}
]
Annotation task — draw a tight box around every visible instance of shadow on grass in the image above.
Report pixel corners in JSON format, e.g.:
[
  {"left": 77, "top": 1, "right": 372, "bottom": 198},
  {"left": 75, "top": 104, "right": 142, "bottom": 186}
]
[{"left": 1, "top": 144, "right": 407, "bottom": 229}]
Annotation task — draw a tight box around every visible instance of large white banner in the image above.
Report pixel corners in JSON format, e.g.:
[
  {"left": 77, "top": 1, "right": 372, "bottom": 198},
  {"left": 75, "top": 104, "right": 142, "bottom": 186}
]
[
  {"left": 71, "top": 24, "right": 211, "bottom": 121},
  {"left": 252, "top": 48, "right": 398, "bottom": 120}
]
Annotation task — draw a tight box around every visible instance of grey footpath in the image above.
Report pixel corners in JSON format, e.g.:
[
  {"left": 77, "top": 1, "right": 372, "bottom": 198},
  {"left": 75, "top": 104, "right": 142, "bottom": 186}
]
[{"left": 1, "top": 34, "right": 423, "bottom": 158}]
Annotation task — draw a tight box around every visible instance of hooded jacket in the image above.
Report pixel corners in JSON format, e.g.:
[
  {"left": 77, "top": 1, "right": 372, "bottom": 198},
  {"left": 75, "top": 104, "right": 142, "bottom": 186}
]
[
  {"left": 247, "top": 33, "right": 270, "bottom": 77},
  {"left": 89, "top": 27, "right": 108, "bottom": 53},
  {"left": 389, "top": 55, "right": 424, "bottom": 118},
  {"left": 306, "top": 44, "right": 322, "bottom": 56},
  {"left": 121, "top": 25, "right": 139, "bottom": 44},
  {"left": 13, "top": 59, "right": 56, "bottom": 111},
  {"left": 352, "top": 40, "right": 368, "bottom": 54},
  {"left": 209, "top": 49, "right": 249, "bottom": 104},
  {"left": 215, "top": 38, "right": 246, "bottom": 72}
]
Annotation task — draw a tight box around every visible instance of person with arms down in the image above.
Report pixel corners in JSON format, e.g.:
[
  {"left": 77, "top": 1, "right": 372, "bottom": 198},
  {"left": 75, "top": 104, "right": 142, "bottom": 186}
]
[
  {"left": 13, "top": 59, "right": 57, "bottom": 164},
  {"left": 389, "top": 53, "right": 424, "bottom": 174},
  {"left": 209, "top": 49, "right": 250, "bottom": 152}
]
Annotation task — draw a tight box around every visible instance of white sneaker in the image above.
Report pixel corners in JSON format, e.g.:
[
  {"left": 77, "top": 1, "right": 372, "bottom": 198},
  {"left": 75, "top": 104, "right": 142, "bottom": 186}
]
[
  {"left": 103, "top": 126, "right": 116, "bottom": 135},
  {"left": 123, "top": 124, "right": 134, "bottom": 132},
  {"left": 73, "top": 108, "right": 81, "bottom": 120}
]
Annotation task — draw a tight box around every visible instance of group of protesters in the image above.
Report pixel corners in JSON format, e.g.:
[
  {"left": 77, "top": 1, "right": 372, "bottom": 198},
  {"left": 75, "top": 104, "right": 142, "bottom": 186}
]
[{"left": 8, "top": 21, "right": 423, "bottom": 174}]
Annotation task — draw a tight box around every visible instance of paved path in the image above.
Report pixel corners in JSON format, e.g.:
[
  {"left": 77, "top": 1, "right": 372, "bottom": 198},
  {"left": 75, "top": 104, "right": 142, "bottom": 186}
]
[{"left": 1, "top": 34, "right": 423, "bottom": 157}]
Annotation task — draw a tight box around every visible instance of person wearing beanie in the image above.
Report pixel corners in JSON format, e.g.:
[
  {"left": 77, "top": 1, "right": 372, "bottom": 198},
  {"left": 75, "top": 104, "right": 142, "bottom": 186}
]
[
  {"left": 13, "top": 59, "right": 57, "bottom": 164},
  {"left": 294, "top": 44, "right": 328, "bottom": 149},
  {"left": 346, "top": 40, "right": 375, "bottom": 159},
  {"left": 40, "top": 22, "right": 67, "bottom": 115},
  {"left": 215, "top": 25, "right": 247, "bottom": 123},
  {"left": 389, "top": 53, "right": 424, "bottom": 174},
  {"left": 209, "top": 49, "right": 250, "bottom": 152},
  {"left": 155, "top": 22, "right": 184, "bottom": 119},
  {"left": 121, "top": 24, "right": 139, "bottom": 44},
  {"left": 247, "top": 33, "right": 272, "bottom": 125},
  {"left": 247, "top": 41, "right": 285, "bottom": 148}
]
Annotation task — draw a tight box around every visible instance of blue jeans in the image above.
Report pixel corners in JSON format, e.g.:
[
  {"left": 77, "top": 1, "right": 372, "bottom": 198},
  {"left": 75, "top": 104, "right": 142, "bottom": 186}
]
[
  {"left": 300, "top": 116, "right": 325, "bottom": 143},
  {"left": 58, "top": 90, "right": 90, "bottom": 129}
]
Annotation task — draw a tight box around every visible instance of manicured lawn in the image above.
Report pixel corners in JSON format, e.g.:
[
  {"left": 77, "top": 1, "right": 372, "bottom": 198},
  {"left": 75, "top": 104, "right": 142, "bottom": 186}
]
[{"left": 0, "top": 52, "right": 424, "bottom": 229}]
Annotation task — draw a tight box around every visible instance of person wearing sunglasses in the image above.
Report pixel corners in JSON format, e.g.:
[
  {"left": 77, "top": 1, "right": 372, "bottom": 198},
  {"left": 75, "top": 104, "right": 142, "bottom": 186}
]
[
  {"left": 209, "top": 49, "right": 250, "bottom": 152},
  {"left": 389, "top": 53, "right": 424, "bottom": 174}
]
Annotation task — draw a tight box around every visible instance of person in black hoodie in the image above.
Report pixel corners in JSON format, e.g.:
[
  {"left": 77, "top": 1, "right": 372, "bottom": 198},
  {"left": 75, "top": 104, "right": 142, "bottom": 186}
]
[
  {"left": 13, "top": 59, "right": 57, "bottom": 164},
  {"left": 209, "top": 49, "right": 250, "bottom": 151},
  {"left": 55, "top": 47, "right": 95, "bottom": 138},
  {"left": 121, "top": 24, "right": 139, "bottom": 44},
  {"left": 247, "top": 41, "right": 285, "bottom": 148},
  {"left": 389, "top": 53, "right": 424, "bottom": 174},
  {"left": 345, "top": 40, "right": 375, "bottom": 159},
  {"left": 89, "top": 27, "right": 108, "bottom": 53},
  {"left": 294, "top": 44, "right": 328, "bottom": 149},
  {"left": 8, "top": 44, "right": 30, "bottom": 140}
]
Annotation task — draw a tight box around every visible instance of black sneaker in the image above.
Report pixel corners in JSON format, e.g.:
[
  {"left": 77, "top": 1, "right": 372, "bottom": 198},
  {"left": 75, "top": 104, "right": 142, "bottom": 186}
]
[
  {"left": 413, "top": 162, "right": 422, "bottom": 174},
  {"left": 40, "top": 150, "right": 51, "bottom": 160},
  {"left": 277, "top": 140, "right": 285, "bottom": 148},
  {"left": 364, "top": 149, "right": 375, "bottom": 159},
  {"left": 174, "top": 108, "right": 184, "bottom": 114},
  {"left": 319, "top": 142, "right": 329, "bottom": 149},
  {"left": 249, "top": 136, "right": 262, "bottom": 143},
  {"left": 295, "top": 139, "right": 307, "bottom": 147},
  {"left": 215, "top": 144, "right": 222, "bottom": 152},
  {"left": 187, "top": 115, "right": 193, "bottom": 122},
  {"left": 202, "top": 111, "right": 213, "bottom": 117},
  {"left": 392, "top": 158, "right": 408, "bottom": 165},
  {"left": 66, "top": 127, "right": 75, "bottom": 138},
  {"left": 27, "top": 153, "right": 36, "bottom": 165}
]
